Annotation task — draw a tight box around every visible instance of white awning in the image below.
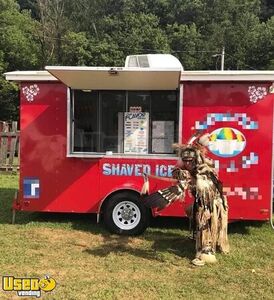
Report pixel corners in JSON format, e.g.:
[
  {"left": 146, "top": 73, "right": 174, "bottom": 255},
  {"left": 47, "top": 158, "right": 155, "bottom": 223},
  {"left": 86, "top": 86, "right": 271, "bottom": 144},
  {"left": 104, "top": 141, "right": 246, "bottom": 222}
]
[{"left": 45, "top": 66, "right": 181, "bottom": 90}]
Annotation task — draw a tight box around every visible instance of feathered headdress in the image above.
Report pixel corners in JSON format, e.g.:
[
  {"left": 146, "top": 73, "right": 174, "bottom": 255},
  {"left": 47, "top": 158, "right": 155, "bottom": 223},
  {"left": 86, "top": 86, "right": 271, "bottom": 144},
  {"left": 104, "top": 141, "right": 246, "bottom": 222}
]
[{"left": 172, "top": 131, "right": 211, "bottom": 165}]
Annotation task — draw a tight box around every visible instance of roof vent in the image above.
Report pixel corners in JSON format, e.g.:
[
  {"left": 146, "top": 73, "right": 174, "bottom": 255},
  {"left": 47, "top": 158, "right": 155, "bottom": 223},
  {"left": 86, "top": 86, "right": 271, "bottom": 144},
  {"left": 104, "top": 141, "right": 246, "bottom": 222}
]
[{"left": 125, "top": 54, "right": 183, "bottom": 69}]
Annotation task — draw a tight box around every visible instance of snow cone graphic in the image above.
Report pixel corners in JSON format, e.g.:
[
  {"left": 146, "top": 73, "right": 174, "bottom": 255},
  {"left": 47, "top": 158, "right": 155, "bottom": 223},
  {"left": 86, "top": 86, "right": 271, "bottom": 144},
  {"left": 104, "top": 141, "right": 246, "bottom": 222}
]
[{"left": 208, "top": 127, "right": 246, "bottom": 157}]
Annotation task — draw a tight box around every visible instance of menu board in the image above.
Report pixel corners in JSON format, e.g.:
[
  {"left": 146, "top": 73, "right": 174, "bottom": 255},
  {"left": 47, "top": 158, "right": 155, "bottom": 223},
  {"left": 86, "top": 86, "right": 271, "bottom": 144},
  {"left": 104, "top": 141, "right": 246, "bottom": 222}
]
[
  {"left": 124, "top": 112, "right": 149, "bottom": 154},
  {"left": 152, "top": 121, "right": 174, "bottom": 153}
]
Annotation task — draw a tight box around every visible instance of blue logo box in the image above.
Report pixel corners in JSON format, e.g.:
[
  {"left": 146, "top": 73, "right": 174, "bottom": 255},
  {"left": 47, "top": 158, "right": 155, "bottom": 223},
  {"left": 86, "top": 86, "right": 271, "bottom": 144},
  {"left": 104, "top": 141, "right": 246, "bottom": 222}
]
[{"left": 23, "top": 178, "right": 40, "bottom": 199}]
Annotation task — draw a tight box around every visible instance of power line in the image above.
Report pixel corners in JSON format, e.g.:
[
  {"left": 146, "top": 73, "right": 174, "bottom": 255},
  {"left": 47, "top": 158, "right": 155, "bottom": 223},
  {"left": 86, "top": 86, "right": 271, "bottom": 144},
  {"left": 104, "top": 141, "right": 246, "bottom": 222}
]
[
  {"left": 33, "top": 33, "right": 259, "bottom": 70},
  {"left": 33, "top": 33, "right": 221, "bottom": 54}
]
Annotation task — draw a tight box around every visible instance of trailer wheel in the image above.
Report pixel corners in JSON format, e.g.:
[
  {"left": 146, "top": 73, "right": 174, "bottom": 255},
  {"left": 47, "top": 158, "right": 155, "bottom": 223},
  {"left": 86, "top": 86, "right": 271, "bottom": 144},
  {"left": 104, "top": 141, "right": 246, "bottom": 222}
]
[{"left": 103, "top": 192, "right": 149, "bottom": 235}]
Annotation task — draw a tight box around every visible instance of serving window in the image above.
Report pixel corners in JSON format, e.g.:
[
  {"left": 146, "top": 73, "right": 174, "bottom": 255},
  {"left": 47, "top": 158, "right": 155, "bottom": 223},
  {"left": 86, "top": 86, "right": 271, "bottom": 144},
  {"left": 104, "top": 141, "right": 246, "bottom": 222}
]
[{"left": 71, "top": 90, "right": 179, "bottom": 155}]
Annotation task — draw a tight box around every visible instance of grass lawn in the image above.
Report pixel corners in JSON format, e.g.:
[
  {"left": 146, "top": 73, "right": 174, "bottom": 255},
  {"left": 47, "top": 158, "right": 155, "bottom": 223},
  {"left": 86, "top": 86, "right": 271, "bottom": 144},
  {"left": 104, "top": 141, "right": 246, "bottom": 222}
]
[{"left": 0, "top": 173, "right": 274, "bottom": 299}]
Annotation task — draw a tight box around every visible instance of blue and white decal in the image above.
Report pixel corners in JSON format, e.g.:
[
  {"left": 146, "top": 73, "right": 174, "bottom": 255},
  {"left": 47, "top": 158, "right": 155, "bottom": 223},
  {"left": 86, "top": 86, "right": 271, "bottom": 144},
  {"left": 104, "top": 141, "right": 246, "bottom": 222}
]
[
  {"left": 102, "top": 163, "right": 175, "bottom": 177},
  {"left": 23, "top": 178, "right": 40, "bottom": 198}
]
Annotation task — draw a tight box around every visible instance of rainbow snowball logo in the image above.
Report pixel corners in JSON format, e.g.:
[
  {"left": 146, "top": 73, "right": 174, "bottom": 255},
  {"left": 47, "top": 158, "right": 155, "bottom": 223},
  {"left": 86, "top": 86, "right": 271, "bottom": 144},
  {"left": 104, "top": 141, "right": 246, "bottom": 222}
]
[{"left": 208, "top": 127, "right": 246, "bottom": 158}]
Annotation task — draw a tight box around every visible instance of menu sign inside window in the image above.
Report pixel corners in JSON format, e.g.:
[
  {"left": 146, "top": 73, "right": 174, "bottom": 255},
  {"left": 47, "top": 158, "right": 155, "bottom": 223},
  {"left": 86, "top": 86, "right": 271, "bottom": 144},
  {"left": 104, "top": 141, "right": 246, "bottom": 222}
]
[{"left": 124, "top": 112, "right": 149, "bottom": 154}]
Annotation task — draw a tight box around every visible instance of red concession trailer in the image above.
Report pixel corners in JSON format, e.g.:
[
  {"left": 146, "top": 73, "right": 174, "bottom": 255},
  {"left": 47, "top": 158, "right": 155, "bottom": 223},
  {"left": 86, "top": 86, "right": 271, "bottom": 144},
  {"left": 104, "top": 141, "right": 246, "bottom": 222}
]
[{"left": 5, "top": 54, "right": 274, "bottom": 234}]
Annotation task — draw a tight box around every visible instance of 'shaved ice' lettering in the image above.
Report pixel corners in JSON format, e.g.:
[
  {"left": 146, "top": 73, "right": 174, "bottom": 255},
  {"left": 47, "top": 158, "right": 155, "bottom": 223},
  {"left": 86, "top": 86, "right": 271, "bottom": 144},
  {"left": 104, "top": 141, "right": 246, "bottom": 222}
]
[{"left": 102, "top": 163, "right": 175, "bottom": 177}]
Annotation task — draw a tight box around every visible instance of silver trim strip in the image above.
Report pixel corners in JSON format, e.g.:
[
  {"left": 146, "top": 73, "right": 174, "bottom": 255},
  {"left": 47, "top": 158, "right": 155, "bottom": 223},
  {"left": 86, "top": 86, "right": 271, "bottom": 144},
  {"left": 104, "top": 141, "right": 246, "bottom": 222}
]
[
  {"left": 180, "top": 70, "right": 274, "bottom": 82},
  {"left": 271, "top": 101, "right": 274, "bottom": 230},
  {"left": 66, "top": 87, "right": 71, "bottom": 156},
  {"left": 67, "top": 153, "right": 177, "bottom": 160},
  {"left": 178, "top": 84, "right": 183, "bottom": 143},
  {"left": 68, "top": 90, "right": 180, "bottom": 158}
]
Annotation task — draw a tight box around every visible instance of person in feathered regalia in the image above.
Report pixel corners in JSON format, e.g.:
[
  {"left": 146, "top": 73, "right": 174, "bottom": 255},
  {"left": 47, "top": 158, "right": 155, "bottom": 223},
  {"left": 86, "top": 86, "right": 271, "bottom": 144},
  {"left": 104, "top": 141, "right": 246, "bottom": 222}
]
[{"left": 141, "top": 133, "right": 230, "bottom": 266}]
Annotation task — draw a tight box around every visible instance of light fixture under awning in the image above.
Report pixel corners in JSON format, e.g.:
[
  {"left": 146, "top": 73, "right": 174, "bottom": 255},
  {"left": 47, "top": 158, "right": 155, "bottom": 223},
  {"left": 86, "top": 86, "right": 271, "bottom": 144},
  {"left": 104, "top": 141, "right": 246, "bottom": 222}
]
[{"left": 45, "top": 66, "right": 181, "bottom": 90}]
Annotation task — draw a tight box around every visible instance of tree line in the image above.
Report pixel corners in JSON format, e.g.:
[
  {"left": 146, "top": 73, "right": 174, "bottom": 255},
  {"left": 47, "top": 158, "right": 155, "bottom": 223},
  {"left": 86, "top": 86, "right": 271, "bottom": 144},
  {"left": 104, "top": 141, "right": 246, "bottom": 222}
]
[{"left": 1, "top": 0, "right": 274, "bottom": 121}]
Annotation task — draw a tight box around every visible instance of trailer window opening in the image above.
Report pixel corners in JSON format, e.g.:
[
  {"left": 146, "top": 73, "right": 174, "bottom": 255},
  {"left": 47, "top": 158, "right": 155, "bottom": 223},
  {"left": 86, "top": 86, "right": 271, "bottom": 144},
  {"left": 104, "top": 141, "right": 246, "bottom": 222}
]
[
  {"left": 72, "top": 90, "right": 178, "bottom": 155},
  {"left": 100, "top": 91, "right": 126, "bottom": 153},
  {"left": 73, "top": 90, "right": 99, "bottom": 152}
]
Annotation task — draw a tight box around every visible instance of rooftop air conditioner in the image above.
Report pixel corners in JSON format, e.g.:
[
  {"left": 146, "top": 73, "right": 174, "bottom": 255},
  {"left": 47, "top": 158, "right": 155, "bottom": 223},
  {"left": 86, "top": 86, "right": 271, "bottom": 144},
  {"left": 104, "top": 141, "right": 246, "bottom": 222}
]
[{"left": 125, "top": 54, "right": 183, "bottom": 70}]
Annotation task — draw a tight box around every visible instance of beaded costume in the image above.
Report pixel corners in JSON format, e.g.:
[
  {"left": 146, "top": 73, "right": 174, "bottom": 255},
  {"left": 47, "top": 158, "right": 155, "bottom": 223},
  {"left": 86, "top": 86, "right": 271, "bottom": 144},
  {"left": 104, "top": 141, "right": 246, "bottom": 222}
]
[{"left": 141, "top": 134, "right": 229, "bottom": 265}]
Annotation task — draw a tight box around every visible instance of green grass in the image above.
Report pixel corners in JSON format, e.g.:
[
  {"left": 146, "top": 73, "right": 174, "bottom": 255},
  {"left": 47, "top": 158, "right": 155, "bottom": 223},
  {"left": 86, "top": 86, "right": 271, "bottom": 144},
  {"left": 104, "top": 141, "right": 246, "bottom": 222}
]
[{"left": 0, "top": 173, "right": 274, "bottom": 299}]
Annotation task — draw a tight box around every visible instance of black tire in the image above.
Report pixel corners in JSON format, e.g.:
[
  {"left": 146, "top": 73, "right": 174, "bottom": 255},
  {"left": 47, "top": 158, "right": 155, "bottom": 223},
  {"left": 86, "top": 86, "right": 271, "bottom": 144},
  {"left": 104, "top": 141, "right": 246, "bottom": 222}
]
[{"left": 103, "top": 192, "right": 150, "bottom": 235}]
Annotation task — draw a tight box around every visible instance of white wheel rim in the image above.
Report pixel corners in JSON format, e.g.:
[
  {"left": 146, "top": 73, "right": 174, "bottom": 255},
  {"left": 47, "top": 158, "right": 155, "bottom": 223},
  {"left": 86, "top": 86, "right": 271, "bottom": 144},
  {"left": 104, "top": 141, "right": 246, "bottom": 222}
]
[{"left": 112, "top": 201, "right": 141, "bottom": 230}]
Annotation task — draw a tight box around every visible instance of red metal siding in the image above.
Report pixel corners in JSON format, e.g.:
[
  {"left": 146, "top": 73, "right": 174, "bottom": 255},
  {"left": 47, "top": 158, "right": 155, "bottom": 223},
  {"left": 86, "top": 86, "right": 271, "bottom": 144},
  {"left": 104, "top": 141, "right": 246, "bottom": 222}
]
[
  {"left": 17, "top": 80, "right": 273, "bottom": 221},
  {"left": 182, "top": 82, "right": 273, "bottom": 220},
  {"left": 19, "top": 82, "right": 100, "bottom": 213}
]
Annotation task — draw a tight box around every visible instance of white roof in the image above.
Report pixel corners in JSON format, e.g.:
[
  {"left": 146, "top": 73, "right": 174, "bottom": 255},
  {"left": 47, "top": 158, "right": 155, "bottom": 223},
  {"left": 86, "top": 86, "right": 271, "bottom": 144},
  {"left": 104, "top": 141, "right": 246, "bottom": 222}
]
[
  {"left": 181, "top": 70, "right": 274, "bottom": 81},
  {"left": 4, "top": 69, "right": 274, "bottom": 86},
  {"left": 45, "top": 66, "right": 181, "bottom": 90},
  {"left": 4, "top": 70, "right": 57, "bottom": 81}
]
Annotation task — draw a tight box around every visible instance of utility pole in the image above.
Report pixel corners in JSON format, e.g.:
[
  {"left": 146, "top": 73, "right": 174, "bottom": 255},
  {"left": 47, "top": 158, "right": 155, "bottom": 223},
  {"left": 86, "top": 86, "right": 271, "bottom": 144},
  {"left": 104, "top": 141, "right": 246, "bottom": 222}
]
[
  {"left": 212, "top": 47, "right": 225, "bottom": 71},
  {"left": 221, "top": 47, "right": 225, "bottom": 71}
]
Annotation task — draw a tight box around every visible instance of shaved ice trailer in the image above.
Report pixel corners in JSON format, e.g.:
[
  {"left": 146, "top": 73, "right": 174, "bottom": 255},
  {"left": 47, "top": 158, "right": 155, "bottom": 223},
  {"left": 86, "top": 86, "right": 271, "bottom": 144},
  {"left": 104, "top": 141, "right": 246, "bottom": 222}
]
[{"left": 5, "top": 54, "right": 274, "bottom": 234}]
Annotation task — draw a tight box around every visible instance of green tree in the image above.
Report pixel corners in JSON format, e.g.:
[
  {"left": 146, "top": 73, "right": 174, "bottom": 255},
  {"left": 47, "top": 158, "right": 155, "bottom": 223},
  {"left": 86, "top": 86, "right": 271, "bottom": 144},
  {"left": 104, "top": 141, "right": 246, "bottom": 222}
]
[
  {"left": 60, "top": 31, "right": 92, "bottom": 65},
  {"left": 60, "top": 31, "right": 124, "bottom": 66},
  {"left": 0, "top": 0, "right": 40, "bottom": 71},
  {"left": 37, "top": 0, "right": 274, "bottom": 70},
  {"left": 34, "top": 0, "right": 70, "bottom": 66},
  {"left": 0, "top": 0, "right": 39, "bottom": 121},
  {"left": 261, "top": 0, "right": 274, "bottom": 21},
  {"left": 98, "top": 13, "right": 170, "bottom": 60},
  {"left": 166, "top": 23, "right": 204, "bottom": 70},
  {"left": 62, "top": 11, "right": 170, "bottom": 66},
  {"left": 264, "top": 16, "right": 274, "bottom": 69},
  {"left": 184, "top": 0, "right": 267, "bottom": 70},
  {"left": 64, "top": 0, "right": 104, "bottom": 34},
  {"left": 0, "top": 50, "right": 18, "bottom": 121}
]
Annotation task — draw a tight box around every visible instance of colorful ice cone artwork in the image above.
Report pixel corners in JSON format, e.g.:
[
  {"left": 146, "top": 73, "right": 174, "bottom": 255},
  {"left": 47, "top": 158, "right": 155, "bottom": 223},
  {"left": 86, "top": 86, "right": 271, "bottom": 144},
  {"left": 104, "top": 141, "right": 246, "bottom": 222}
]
[{"left": 208, "top": 127, "right": 246, "bottom": 157}]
